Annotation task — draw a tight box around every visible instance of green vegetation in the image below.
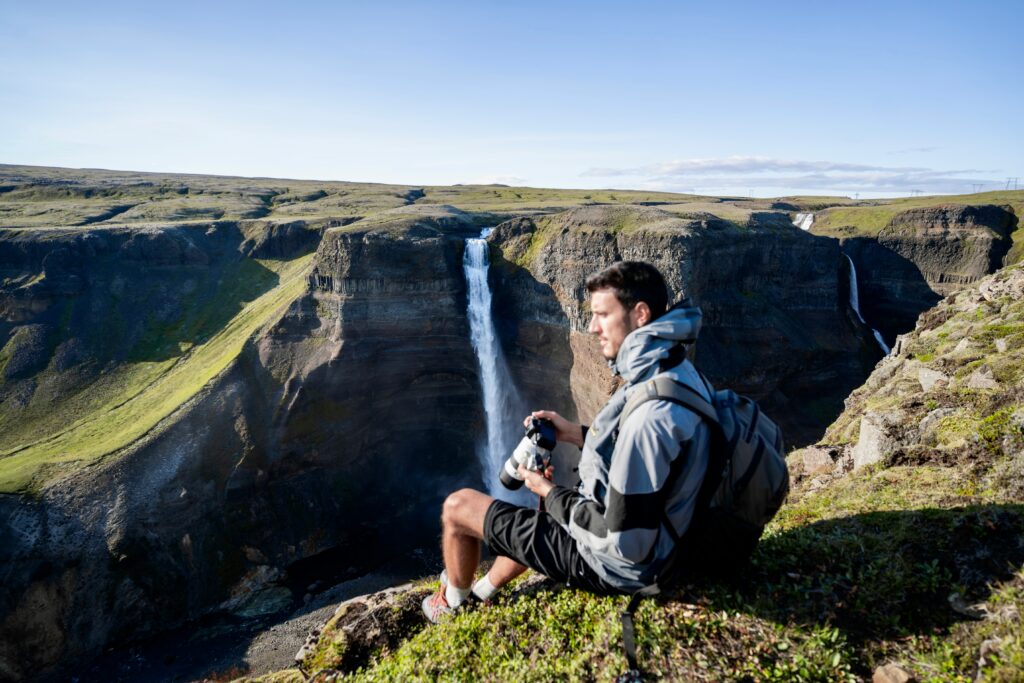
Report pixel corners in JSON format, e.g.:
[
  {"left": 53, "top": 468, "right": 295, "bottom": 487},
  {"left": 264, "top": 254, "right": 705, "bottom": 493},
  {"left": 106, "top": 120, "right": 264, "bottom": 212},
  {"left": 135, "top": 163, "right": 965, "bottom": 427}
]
[
  {"left": 810, "top": 189, "right": 1024, "bottom": 239},
  {"left": 5, "top": 167, "right": 1018, "bottom": 263},
  {"left": 253, "top": 460, "right": 1022, "bottom": 682},
  {"left": 0, "top": 254, "right": 313, "bottom": 494}
]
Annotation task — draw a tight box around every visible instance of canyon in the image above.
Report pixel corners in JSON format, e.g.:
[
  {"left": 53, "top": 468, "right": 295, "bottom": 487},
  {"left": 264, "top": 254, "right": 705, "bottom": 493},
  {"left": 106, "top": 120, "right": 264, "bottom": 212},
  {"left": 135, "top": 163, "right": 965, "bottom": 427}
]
[{"left": 0, "top": 165, "right": 1019, "bottom": 680}]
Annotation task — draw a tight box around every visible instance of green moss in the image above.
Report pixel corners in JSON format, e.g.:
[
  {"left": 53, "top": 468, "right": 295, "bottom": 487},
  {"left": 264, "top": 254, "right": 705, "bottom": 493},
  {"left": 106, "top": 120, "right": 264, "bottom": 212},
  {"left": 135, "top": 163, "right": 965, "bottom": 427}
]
[
  {"left": 514, "top": 216, "right": 557, "bottom": 268},
  {"left": 813, "top": 205, "right": 900, "bottom": 236},
  {"left": 934, "top": 413, "right": 980, "bottom": 448},
  {"left": 978, "top": 407, "right": 1024, "bottom": 450},
  {"left": 0, "top": 254, "right": 314, "bottom": 494}
]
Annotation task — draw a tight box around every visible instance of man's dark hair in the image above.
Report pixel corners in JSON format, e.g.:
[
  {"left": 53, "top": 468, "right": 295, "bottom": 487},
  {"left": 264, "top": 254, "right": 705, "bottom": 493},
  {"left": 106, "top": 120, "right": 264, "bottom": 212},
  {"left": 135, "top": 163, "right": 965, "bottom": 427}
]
[{"left": 586, "top": 261, "right": 668, "bottom": 319}]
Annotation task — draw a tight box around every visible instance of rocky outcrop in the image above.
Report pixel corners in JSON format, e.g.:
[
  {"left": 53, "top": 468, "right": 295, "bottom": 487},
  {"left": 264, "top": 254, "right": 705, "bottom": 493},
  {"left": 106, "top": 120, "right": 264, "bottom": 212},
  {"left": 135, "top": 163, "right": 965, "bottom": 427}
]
[
  {"left": 842, "top": 204, "right": 1017, "bottom": 343},
  {"left": 788, "top": 262, "right": 1024, "bottom": 493},
  {"left": 487, "top": 205, "right": 880, "bottom": 446}
]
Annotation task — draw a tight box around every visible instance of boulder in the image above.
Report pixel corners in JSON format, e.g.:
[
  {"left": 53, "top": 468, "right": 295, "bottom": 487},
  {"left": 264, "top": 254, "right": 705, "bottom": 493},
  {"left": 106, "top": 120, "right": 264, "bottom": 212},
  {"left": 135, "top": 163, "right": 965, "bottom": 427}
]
[
  {"left": 966, "top": 365, "right": 999, "bottom": 390},
  {"left": 919, "top": 408, "right": 959, "bottom": 444},
  {"left": 872, "top": 663, "right": 913, "bottom": 683},
  {"left": 853, "top": 411, "right": 902, "bottom": 469},
  {"left": 800, "top": 446, "right": 835, "bottom": 476},
  {"left": 917, "top": 366, "right": 949, "bottom": 392}
]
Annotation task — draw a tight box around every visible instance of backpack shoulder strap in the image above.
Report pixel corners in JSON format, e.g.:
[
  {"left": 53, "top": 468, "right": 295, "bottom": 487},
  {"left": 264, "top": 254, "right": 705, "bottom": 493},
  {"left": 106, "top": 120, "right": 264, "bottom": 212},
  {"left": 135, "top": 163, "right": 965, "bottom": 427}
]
[{"left": 618, "top": 375, "right": 719, "bottom": 434}]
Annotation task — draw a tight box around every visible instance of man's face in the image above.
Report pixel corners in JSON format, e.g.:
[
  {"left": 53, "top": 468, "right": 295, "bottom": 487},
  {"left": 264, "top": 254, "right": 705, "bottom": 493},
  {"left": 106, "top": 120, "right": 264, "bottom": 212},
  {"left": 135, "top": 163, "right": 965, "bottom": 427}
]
[{"left": 587, "top": 289, "right": 646, "bottom": 360}]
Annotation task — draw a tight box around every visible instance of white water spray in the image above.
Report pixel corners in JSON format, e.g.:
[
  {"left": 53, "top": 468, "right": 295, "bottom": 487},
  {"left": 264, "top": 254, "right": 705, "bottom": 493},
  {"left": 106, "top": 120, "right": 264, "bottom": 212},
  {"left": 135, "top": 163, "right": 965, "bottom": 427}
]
[
  {"left": 464, "top": 229, "right": 526, "bottom": 501},
  {"left": 793, "top": 213, "right": 814, "bottom": 231},
  {"left": 844, "top": 254, "right": 891, "bottom": 355}
]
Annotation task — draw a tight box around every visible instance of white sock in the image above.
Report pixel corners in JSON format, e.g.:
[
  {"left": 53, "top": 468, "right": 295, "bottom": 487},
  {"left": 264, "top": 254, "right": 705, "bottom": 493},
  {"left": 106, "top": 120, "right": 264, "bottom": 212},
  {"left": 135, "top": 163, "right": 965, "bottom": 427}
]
[
  {"left": 445, "top": 583, "right": 472, "bottom": 608},
  {"left": 472, "top": 574, "right": 499, "bottom": 601}
]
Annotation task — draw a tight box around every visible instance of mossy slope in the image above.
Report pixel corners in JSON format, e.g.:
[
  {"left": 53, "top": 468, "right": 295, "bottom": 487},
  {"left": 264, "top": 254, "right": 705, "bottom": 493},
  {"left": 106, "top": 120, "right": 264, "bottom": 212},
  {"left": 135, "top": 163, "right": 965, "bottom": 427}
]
[{"left": 0, "top": 253, "right": 313, "bottom": 493}]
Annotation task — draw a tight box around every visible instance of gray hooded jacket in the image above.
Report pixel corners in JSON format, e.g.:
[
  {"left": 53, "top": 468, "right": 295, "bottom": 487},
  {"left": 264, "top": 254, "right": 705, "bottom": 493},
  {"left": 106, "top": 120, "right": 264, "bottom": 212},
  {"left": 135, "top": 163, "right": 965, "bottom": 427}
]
[{"left": 545, "top": 303, "right": 712, "bottom": 591}]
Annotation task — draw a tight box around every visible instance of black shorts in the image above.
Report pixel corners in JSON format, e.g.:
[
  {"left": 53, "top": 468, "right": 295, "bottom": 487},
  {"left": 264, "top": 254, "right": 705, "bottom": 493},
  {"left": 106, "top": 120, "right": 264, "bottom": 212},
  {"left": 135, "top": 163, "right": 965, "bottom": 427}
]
[{"left": 483, "top": 499, "right": 620, "bottom": 595}]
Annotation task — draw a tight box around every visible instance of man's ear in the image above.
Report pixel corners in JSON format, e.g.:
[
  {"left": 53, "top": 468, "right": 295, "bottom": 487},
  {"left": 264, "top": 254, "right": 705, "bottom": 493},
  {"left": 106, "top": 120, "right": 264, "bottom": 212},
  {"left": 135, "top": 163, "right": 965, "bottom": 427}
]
[{"left": 632, "top": 301, "right": 652, "bottom": 327}]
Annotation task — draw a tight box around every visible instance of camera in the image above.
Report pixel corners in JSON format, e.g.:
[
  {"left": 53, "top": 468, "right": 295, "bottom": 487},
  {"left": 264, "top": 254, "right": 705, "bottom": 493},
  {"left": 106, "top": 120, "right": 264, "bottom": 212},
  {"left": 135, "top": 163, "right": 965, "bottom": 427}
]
[{"left": 499, "top": 418, "right": 557, "bottom": 490}]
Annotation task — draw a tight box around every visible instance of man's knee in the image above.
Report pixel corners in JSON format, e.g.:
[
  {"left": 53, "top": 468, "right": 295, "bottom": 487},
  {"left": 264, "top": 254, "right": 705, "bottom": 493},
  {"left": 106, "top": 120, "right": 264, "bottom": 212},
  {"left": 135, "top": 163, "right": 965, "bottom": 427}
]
[
  {"left": 442, "top": 488, "right": 475, "bottom": 523},
  {"left": 442, "top": 488, "right": 490, "bottom": 536}
]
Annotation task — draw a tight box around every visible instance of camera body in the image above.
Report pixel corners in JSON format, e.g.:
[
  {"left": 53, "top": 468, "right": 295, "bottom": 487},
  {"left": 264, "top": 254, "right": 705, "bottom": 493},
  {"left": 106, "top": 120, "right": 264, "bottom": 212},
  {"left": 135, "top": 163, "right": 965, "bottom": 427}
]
[{"left": 499, "top": 418, "right": 557, "bottom": 490}]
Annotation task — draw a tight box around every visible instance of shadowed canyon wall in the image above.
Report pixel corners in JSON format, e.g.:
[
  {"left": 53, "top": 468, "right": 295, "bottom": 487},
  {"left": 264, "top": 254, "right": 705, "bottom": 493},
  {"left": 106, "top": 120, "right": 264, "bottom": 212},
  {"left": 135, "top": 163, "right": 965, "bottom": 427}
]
[
  {"left": 841, "top": 204, "right": 1017, "bottom": 343},
  {"left": 0, "top": 209, "right": 485, "bottom": 681}
]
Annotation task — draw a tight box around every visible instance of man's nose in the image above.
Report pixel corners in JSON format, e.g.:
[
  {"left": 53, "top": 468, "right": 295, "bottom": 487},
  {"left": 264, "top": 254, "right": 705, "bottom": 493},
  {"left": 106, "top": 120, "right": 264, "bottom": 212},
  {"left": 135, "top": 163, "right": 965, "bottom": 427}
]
[{"left": 587, "top": 316, "right": 598, "bottom": 334}]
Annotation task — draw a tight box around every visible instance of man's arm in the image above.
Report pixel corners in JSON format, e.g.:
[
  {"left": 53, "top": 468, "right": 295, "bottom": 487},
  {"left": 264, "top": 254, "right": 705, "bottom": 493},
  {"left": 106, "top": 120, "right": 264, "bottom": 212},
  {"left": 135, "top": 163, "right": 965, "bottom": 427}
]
[{"left": 543, "top": 402, "right": 706, "bottom": 564}]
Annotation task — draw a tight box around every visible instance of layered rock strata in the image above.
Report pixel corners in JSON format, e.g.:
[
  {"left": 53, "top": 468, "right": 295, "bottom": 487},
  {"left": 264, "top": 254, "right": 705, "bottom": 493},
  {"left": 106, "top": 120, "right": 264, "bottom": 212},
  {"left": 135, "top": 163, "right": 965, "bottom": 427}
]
[
  {"left": 842, "top": 205, "right": 1016, "bottom": 343},
  {"left": 487, "top": 206, "right": 880, "bottom": 447}
]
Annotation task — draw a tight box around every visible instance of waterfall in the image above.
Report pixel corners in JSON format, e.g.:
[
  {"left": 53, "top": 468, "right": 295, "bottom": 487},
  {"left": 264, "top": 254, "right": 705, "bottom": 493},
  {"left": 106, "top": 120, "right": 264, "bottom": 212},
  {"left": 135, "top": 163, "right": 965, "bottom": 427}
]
[
  {"left": 464, "top": 229, "right": 527, "bottom": 502},
  {"left": 793, "top": 213, "right": 814, "bottom": 231},
  {"left": 844, "top": 253, "right": 891, "bottom": 355}
]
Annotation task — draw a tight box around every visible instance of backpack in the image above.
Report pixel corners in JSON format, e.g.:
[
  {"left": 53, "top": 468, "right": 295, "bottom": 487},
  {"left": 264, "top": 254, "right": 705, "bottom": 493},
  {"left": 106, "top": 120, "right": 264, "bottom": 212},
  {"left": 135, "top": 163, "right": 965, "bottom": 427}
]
[
  {"left": 617, "top": 371, "right": 790, "bottom": 582},
  {"left": 614, "top": 371, "right": 790, "bottom": 683}
]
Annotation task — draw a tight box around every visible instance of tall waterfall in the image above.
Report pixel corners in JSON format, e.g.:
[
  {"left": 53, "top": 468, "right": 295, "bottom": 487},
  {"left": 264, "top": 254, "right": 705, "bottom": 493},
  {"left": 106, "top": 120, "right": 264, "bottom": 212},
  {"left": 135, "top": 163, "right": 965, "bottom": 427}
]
[
  {"left": 844, "top": 254, "right": 891, "bottom": 355},
  {"left": 464, "top": 229, "right": 526, "bottom": 502}
]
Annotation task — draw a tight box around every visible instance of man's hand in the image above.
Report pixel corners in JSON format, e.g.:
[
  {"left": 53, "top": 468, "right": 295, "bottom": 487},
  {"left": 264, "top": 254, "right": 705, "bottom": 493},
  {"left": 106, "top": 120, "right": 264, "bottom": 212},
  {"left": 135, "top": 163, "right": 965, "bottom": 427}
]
[
  {"left": 519, "top": 464, "right": 555, "bottom": 498},
  {"left": 524, "top": 410, "right": 584, "bottom": 448}
]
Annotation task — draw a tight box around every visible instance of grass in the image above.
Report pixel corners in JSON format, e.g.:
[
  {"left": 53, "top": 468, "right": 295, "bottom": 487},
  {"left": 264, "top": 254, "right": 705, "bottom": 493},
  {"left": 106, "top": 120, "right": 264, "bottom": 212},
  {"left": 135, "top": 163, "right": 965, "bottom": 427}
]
[
  {"left": 810, "top": 189, "right": 1024, "bottom": 238},
  {"left": 507, "top": 205, "right": 718, "bottom": 269},
  {"left": 252, "top": 460, "right": 1023, "bottom": 682},
  {"left": 4, "top": 166, "right": 1019, "bottom": 254},
  {"left": 822, "top": 262, "right": 1024, "bottom": 446},
  {"left": 0, "top": 254, "right": 313, "bottom": 494}
]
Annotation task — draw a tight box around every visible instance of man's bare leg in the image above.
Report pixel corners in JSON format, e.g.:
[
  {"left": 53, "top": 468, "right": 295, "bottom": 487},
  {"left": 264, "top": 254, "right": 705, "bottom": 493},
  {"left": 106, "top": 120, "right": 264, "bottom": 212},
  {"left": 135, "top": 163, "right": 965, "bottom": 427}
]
[
  {"left": 441, "top": 491, "right": 530, "bottom": 590},
  {"left": 441, "top": 488, "right": 495, "bottom": 589},
  {"left": 485, "top": 555, "right": 528, "bottom": 587}
]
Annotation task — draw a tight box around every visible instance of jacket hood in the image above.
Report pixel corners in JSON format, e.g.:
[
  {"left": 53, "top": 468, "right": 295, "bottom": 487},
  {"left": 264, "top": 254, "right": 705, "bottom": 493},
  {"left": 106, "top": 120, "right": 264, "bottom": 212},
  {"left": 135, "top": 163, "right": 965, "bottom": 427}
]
[{"left": 611, "top": 301, "right": 702, "bottom": 384}]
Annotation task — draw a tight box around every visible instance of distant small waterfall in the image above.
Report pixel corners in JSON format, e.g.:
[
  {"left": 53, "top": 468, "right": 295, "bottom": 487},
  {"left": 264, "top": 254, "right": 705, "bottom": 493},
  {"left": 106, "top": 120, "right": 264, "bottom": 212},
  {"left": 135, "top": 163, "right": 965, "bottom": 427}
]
[
  {"left": 844, "top": 254, "right": 891, "bottom": 354},
  {"left": 794, "top": 213, "right": 814, "bottom": 231},
  {"left": 464, "top": 229, "right": 526, "bottom": 501}
]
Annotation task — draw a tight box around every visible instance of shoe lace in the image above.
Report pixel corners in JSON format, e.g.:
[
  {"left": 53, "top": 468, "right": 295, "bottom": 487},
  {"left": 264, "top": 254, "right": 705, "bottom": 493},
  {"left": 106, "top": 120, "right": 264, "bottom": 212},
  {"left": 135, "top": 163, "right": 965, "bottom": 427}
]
[{"left": 429, "top": 588, "right": 449, "bottom": 610}]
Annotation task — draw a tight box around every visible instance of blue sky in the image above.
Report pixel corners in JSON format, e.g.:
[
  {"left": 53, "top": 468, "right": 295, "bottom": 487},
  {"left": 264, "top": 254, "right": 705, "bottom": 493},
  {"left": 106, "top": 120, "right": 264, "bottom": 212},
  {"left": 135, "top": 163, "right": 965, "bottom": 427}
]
[{"left": 1, "top": 0, "right": 1020, "bottom": 197}]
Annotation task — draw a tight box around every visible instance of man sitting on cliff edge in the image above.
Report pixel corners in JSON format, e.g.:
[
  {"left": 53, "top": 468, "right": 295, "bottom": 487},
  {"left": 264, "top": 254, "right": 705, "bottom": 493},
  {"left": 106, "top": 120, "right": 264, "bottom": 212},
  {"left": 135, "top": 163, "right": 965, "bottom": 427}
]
[{"left": 423, "top": 261, "right": 712, "bottom": 620}]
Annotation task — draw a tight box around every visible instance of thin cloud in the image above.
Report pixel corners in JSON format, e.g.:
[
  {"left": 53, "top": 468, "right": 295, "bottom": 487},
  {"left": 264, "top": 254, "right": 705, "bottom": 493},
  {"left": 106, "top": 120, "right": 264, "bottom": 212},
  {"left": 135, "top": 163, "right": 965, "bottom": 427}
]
[
  {"left": 466, "top": 175, "right": 527, "bottom": 186},
  {"left": 887, "top": 146, "right": 940, "bottom": 155},
  {"left": 581, "top": 155, "right": 979, "bottom": 177},
  {"left": 580, "top": 156, "right": 998, "bottom": 194}
]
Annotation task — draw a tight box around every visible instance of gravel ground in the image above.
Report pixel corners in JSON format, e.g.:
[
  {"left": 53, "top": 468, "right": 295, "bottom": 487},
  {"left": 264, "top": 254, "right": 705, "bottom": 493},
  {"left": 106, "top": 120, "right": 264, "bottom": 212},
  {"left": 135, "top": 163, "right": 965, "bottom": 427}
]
[{"left": 238, "top": 568, "right": 421, "bottom": 677}]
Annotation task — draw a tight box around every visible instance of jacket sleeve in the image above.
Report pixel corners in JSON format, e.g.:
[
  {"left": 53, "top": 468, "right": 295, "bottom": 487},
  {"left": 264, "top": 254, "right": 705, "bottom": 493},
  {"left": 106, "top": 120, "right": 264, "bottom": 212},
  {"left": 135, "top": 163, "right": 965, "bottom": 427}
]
[{"left": 547, "top": 401, "right": 702, "bottom": 564}]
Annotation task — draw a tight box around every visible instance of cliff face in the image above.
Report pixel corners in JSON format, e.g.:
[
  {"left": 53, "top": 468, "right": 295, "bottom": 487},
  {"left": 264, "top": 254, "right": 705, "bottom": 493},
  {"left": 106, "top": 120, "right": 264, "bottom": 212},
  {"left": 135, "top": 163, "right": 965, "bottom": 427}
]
[
  {"left": 0, "top": 209, "right": 486, "bottom": 680},
  {"left": 842, "top": 204, "right": 1016, "bottom": 343},
  {"left": 487, "top": 206, "right": 880, "bottom": 447},
  {"left": 264, "top": 208, "right": 485, "bottom": 529}
]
